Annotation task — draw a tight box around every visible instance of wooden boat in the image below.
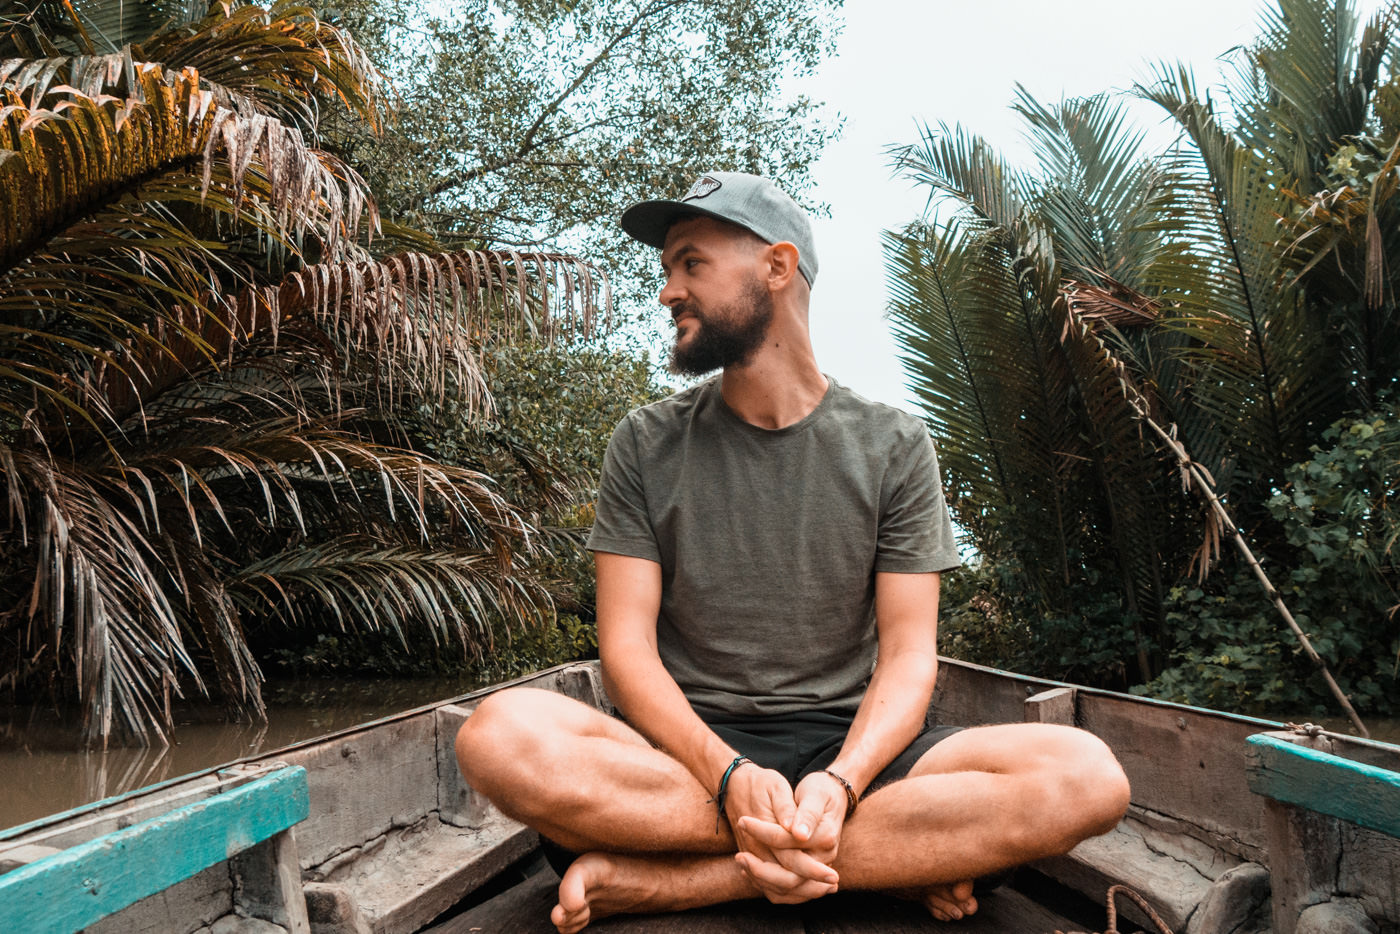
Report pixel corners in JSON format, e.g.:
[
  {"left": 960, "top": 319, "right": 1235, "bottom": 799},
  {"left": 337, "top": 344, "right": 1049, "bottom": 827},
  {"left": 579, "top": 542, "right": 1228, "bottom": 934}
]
[{"left": 0, "top": 658, "right": 1397, "bottom": 934}]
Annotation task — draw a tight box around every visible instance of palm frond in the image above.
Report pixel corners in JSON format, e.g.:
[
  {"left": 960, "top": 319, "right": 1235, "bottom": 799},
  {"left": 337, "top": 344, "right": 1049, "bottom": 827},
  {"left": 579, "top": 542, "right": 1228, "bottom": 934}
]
[
  {"left": 889, "top": 122, "right": 1026, "bottom": 229},
  {"left": 1139, "top": 65, "right": 1334, "bottom": 479},
  {"left": 0, "top": 52, "right": 373, "bottom": 271},
  {"left": 137, "top": 1, "right": 391, "bottom": 134},
  {"left": 4, "top": 442, "right": 203, "bottom": 744},
  {"left": 886, "top": 218, "right": 1080, "bottom": 590},
  {"left": 228, "top": 538, "right": 553, "bottom": 656}
]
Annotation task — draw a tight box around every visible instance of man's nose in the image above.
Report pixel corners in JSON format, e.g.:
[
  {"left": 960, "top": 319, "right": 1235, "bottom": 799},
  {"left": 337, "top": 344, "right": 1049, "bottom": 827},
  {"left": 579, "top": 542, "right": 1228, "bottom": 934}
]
[{"left": 658, "top": 275, "right": 685, "bottom": 309}]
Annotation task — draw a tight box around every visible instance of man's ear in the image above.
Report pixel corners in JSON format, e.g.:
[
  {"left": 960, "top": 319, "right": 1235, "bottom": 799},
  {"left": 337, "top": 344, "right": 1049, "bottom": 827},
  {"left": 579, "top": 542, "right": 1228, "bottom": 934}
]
[{"left": 766, "top": 241, "right": 801, "bottom": 291}]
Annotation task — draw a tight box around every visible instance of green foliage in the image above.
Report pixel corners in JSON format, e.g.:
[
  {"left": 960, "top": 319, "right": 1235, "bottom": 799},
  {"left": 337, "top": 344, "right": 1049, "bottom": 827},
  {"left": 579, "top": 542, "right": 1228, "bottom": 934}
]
[
  {"left": 320, "top": 0, "right": 843, "bottom": 328},
  {"left": 938, "top": 561, "right": 1148, "bottom": 692},
  {"left": 1139, "top": 402, "right": 1399, "bottom": 715},
  {"left": 0, "top": 0, "right": 616, "bottom": 743},
  {"left": 895, "top": 0, "right": 1400, "bottom": 714}
]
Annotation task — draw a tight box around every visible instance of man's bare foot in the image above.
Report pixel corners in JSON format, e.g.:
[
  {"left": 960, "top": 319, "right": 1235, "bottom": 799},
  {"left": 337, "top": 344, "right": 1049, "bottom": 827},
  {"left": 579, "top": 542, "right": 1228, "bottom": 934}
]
[
  {"left": 922, "top": 879, "right": 977, "bottom": 922},
  {"left": 550, "top": 851, "right": 755, "bottom": 933},
  {"left": 551, "top": 853, "right": 656, "bottom": 934}
]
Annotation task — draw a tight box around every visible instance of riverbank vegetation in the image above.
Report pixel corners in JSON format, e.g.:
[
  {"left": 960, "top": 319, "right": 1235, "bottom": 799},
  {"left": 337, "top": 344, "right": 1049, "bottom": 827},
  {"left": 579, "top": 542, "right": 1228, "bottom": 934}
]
[
  {"left": 0, "top": 0, "right": 838, "bottom": 744},
  {"left": 888, "top": 0, "right": 1399, "bottom": 719}
]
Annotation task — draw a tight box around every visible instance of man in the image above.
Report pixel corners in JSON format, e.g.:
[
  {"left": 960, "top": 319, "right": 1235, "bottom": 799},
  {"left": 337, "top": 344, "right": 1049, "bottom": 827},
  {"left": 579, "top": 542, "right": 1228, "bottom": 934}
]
[{"left": 456, "top": 172, "right": 1131, "bottom": 933}]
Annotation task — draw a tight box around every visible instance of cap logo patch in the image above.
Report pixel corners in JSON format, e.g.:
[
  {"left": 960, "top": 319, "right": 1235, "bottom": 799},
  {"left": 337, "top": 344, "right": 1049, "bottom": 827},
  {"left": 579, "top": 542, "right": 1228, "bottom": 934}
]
[{"left": 682, "top": 176, "right": 722, "bottom": 201}]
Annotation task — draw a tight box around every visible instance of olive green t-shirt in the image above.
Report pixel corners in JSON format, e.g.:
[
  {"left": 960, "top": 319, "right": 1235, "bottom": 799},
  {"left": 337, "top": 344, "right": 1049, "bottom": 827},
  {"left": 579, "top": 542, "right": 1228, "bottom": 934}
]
[{"left": 587, "top": 376, "right": 960, "bottom": 717}]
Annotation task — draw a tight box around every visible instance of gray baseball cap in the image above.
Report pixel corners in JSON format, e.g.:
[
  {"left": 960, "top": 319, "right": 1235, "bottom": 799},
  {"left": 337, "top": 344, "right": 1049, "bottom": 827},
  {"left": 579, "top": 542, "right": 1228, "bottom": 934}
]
[{"left": 621, "top": 172, "right": 818, "bottom": 286}]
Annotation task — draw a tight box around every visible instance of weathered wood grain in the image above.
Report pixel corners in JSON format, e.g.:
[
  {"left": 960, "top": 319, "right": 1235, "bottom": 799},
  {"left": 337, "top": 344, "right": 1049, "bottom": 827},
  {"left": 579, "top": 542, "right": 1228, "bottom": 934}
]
[
  {"left": 333, "top": 815, "right": 537, "bottom": 934},
  {"left": 1261, "top": 798, "right": 1340, "bottom": 934},
  {"left": 0, "top": 766, "right": 308, "bottom": 934},
  {"left": 932, "top": 660, "right": 1044, "bottom": 727},
  {"left": 437, "top": 703, "right": 491, "bottom": 829},
  {"left": 1337, "top": 822, "right": 1400, "bottom": 923},
  {"left": 85, "top": 863, "right": 230, "bottom": 934},
  {"left": 0, "top": 774, "right": 225, "bottom": 853},
  {"left": 279, "top": 712, "right": 438, "bottom": 867},
  {"left": 1247, "top": 733, "right": 1400, "bottom": 839},
  {"left": 804, "top": 888, "right": 1077, "bottom": 933},
  {"left": 1079, "top": 692, "right": 1269, "bottom": 850},
  {"left": 1024, "top": 687, "right": 1076, "bottom": 726},
  {"left": 232, "top": 827, "right": 312, "bottom": 933},
  {"left": 1034, "top": 815, "right": 1216, "bottom": 932}
]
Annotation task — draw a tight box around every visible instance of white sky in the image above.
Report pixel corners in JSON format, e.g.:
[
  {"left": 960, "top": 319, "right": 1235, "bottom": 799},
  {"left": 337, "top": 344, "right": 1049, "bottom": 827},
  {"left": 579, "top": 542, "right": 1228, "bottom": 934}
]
[{"left": 799, "top": 0, "right": 1385, "bottom": 412}]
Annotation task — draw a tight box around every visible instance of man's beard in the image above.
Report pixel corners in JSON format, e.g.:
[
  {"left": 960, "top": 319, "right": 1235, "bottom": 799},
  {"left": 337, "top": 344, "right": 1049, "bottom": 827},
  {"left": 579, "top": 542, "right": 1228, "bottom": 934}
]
[{"left": 668, "top": 279, "right": 774, "bottom": 377}]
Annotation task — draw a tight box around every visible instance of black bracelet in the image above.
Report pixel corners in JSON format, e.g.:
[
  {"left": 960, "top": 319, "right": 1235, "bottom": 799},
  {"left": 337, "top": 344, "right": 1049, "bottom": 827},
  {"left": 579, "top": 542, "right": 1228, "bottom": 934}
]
[
  {"left": 714, "top": 755, "right": 752, "bottom": 833},
  {"left": 821, "top": 768, "right": 858, "bottom": 820}
]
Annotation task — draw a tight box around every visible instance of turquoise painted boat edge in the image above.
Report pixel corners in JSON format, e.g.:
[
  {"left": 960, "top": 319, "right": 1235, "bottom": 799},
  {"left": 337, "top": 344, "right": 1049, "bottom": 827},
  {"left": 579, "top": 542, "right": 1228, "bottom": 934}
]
[
  {"left": 1246, "top": 734, "right": 1400, "bottom": 838},
  {"left": 0, "top": 766, "right": 309, "bottom": 934}
]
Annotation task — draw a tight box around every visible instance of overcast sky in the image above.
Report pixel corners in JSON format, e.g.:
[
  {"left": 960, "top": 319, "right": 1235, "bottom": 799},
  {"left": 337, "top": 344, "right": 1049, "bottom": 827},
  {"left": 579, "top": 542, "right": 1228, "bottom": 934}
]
[{"left": 798, "top": 0, "right": 1385, "bottom": 412}]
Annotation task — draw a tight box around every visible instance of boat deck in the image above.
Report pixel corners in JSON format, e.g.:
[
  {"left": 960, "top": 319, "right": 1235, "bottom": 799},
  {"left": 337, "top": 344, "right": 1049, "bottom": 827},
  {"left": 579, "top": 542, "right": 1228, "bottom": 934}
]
[{"left": 429, "top": 865, "right": 1086, "bottom": 934}]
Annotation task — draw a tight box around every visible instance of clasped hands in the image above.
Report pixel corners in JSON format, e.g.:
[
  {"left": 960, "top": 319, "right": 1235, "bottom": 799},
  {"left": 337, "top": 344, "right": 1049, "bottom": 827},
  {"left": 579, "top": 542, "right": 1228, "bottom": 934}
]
[{"left": 723, "top": 764, "right": 849, "bottom": 904}]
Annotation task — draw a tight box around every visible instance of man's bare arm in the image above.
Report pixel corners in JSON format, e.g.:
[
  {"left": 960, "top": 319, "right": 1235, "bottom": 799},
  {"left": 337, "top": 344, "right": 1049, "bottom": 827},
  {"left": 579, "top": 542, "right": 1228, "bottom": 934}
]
[
  {"left": 594, "top": 551, "right": 736, "bottom": 792},
  {"left": 827, "top": 570, "right": 942, "bottom": 792}
]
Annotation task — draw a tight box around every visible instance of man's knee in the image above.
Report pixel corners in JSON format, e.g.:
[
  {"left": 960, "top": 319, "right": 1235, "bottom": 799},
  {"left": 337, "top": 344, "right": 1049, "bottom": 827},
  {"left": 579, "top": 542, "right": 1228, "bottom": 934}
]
[
  {"left": 1035, "top": 727, "right": 1131, "bottom": 844},
  {"left": 455, "top": 688, "right": 562, "bottom": 791}
]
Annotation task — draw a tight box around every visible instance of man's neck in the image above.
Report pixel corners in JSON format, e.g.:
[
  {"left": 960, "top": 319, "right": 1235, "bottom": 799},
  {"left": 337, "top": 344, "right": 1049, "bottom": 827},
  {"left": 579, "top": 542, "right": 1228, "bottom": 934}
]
[{"left": 719, "top": 339, "right": 828, "bottom": 431}]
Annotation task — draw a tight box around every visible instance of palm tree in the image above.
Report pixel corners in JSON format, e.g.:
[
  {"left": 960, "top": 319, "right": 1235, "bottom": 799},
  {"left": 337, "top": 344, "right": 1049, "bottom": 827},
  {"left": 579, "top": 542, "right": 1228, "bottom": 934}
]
[
  {"left": 887, "top": 0, "right": 1400, "bottom": 696},
  {"left": 0, "top": 0, "right": 610, "bottom": 744},
  {"left": 887, "top": 90, "right": 1185, "bottom": 682}
]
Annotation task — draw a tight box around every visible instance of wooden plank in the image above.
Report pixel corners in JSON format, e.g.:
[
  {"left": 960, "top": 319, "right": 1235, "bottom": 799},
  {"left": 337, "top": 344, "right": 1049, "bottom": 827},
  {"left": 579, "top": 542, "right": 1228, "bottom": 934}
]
[
  {"left": 432, "top": 870, "right": 802, "bottom": 934},
  {"left": 437, "top": 703, "right": 491, "bottom": 829},
  {"left": 424, "top": 870, "right": 557, "bottom": 934},
  {"left": 1247, "top": 733, "right": 1400, "bottom": 839},
  {"left": 279, "top": 711, "right": 438, "bottom": 867},
  {"left": 1033, "top": 815, "right": 1216, "bottom": 932},
  {"left": 1024, "top": 687, "right": 1076, "bottom": 726},
  {"left": 83, "top": 864, "right": 230, "bottom": 934},
  {"left": 0, "top": 766, "right": 308, "bottom": 934},
  {"left": 1260, "top": 799, "right": 1338, "bottom": 934},
  {"left": 1078, "top": 692, "right": 1268, "bottom": 851},
  {"left": 1337, "top": 822, "right": 1400, "bottom": 923},
  {"left": 932, "top": 661, "right": 1041, "bottom": 726},
  {"left": 0, "top": 775, "right": 225, "bottom": 854},
  {"left": 805, "top": 887, "right": 1077, "bottom": 932},
  {"left": 337, "top": 816, "right": 537, "bottom": 934},
  {"left": 231, "top": 827, "right": 312, "bottom": 934}
]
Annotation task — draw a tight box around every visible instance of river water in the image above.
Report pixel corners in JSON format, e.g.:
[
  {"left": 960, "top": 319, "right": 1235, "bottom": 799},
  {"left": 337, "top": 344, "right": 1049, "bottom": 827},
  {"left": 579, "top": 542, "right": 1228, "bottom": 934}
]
[
  {"left": 0, "top": 675, "right": 491, "bottom": 831},
  {"left": 3, "top": 675, "right": 1397, "bottom": 833}
]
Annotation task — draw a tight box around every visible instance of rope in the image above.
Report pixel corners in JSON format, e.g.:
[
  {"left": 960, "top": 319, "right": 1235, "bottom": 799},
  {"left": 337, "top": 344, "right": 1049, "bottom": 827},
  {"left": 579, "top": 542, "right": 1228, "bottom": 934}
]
[{"left": 1054, "top": 884, "right": 1174, "bottom": 934}]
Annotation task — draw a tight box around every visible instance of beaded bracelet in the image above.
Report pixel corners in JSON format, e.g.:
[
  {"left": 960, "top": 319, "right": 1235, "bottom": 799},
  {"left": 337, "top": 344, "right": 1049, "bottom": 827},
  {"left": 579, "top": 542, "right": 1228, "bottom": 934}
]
[
  {"left": 714, "top": 755, "right": 753, "bottom": 832},
  {"left": 821, "top": 768, "right": 859, "bottom": 820}
]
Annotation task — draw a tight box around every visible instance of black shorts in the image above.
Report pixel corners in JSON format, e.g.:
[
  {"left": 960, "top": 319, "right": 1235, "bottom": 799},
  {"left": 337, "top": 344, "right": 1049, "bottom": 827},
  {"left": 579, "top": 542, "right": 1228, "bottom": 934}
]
[
  {"left": 539, "top": 711, "right": 961, "bottom": 875},
  {"left": 702, "top": 709, "right": 962, "bottom": 794}
]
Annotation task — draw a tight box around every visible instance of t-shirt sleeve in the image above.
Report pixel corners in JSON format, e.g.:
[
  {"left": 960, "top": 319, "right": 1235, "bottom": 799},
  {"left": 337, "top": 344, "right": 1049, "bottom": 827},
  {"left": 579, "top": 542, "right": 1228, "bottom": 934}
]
[
  {"left": 586, "top": 415, "right": 662, "bottom": 562},
  {"left": 875, "top": 430, "right": 962, "bottom": 573}
]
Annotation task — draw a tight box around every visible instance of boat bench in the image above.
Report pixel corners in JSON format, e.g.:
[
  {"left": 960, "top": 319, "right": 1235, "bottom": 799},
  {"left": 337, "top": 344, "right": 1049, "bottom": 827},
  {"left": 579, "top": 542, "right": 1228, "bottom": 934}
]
[
  {"left": 0, "top": 765, "right": 311, "bottom": 934},
  {"left": 1246, "top": 732, "right": 1400, "bottom": 934}
]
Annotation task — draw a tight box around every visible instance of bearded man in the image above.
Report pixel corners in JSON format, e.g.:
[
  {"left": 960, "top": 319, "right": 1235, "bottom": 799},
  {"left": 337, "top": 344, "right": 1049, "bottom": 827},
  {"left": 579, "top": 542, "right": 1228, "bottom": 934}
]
[{"left": 456, "top": 172, "right": 1131, "bottom": 933}]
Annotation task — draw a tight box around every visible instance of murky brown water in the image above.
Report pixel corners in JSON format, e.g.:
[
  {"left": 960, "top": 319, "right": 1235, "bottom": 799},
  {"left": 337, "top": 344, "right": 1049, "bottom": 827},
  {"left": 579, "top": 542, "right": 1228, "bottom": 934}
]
[
  {"left": 0, "top": 675, "right": 490, "bottom": 831},
  {"left": 3, "top": 676, "right": 1397, "bottom": 834}
]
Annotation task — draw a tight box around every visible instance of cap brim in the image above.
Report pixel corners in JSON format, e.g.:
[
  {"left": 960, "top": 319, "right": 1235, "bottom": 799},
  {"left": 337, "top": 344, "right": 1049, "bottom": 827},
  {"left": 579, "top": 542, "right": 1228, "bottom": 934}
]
[{"left": 620, "top": 199, "right": 744, "bottom": 249}]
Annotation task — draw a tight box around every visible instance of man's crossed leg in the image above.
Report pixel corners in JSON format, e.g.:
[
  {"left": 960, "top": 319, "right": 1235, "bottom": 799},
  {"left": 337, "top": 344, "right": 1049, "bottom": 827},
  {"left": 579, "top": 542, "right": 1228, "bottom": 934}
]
[{"left": 456, "top": 687, "right": 1131, "bottom": 933}]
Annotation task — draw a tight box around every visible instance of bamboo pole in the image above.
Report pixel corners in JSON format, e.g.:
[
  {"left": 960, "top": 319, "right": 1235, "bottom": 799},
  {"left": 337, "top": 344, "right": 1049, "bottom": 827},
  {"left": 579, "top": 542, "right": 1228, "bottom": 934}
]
[{"left": 1142, "top": 417, "right": 1370, "bottom": 738}]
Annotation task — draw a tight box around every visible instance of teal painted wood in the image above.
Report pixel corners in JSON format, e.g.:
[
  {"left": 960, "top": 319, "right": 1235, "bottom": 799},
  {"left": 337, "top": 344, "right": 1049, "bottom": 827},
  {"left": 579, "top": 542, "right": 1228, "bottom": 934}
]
[
  {"left": 0, "top": 766, "right": 309, "bottom": 934},
  {"left": 1246, "top": 734, "right": 1400, "bottom": 838}
]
